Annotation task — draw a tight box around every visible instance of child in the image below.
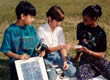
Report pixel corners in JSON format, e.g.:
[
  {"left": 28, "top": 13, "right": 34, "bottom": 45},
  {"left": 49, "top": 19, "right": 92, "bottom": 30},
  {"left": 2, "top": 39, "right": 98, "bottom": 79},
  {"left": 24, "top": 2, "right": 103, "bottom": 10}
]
[
  {"left": 0, "top": 1, "right": 41, "bottom": 80},
  {"left": 74, "top": 5, "right": 110, "bottom": 80},
  {"left": 37, "top": 5, "right": 76, "bottom": 79}
]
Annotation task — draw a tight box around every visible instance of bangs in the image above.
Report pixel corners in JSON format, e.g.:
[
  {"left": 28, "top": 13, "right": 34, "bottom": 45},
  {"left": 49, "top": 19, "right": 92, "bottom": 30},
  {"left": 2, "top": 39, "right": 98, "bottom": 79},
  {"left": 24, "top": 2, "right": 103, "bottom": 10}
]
[
  {"left": 23, "top": 7, "right": 36, "bottom": 16},
  {"left": 46, "top": 5, "right": 64, "bottom": 21},
  {"left": 28, "top": 8, "right": 36, "bottom": 16},
  {"left": 55, "top": 15, "right": 64, "bottom": 21},
  {"left": 52, "top": 8, "right": 64, "bottom": 21}
]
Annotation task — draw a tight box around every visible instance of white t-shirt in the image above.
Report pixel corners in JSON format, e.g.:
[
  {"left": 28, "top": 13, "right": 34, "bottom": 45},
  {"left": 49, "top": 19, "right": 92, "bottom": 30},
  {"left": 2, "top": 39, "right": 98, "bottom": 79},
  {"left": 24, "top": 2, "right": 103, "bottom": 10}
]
[{"left": 37, "top": 23, "right": 65, "bottom": 47}]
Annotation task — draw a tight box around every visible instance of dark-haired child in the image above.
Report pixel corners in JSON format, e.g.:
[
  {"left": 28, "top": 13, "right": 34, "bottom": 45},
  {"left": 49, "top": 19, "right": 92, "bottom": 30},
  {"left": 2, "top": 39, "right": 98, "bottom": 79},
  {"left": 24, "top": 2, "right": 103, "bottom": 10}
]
[
  {"left": 74, "top": 5, "right": 110, "bottom": 80},
  {"left": 0, "top": 1, "right": 42, "bottom": 80}
]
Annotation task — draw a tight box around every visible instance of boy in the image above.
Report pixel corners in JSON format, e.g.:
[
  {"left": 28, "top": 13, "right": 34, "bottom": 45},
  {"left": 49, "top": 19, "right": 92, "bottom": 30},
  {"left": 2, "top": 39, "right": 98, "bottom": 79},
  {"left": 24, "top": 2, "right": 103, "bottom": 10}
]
[
  {"left": 37, "top": 5, "right": 76, "bottom": 79},
  {"left": 0, "top": 1, "right": 42, "bottom": 80}
]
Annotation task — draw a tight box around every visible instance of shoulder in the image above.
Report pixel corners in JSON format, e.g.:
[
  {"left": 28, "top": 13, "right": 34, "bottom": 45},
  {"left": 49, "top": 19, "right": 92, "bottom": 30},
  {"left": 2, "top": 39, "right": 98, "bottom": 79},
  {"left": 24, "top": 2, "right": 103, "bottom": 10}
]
[
  {"left": 5, "top": 24, "right": 17, "bottom": 33},
  {"left": 56, "top": 26, "right": 63, "bottom": 31},
  {"left": 77, "top": 22, "right": 84, "bottom": 27},
  {"left": 97, "top": 25, "right": 106, "bottom": 36},
  {"left": 77, "top": 22, "right": 85, "bottom": 30},
  {"left": 37, "top": 23, "right": 47, "bottom": 31},
  {"left": 97, "top": 25, "right": 105, "bottom": 32},
  {"left": 5, "top": 24, "right": 35, "bottom": 33},
  {"left": 27, "top": 24, "right": 35, "bottom": 30}
]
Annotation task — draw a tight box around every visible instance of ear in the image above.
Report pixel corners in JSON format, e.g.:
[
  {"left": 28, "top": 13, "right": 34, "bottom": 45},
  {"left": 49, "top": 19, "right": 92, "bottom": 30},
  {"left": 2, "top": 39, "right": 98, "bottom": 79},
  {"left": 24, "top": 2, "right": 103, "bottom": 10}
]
[
  {"left": 93, "top": 17, "right": 97, "bottom": 21},
  {"left": 21, "top": 13, "right": 25, "bottom": 20}
]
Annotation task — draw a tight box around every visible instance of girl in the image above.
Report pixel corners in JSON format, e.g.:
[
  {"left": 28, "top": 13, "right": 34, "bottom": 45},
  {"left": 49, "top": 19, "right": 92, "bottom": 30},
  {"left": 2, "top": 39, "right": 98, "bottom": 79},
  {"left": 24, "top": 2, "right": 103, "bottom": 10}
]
[
  {"left": 37, "top": 5, "right": 76, "bottom": 79},
  {"left": 74, "top": 5, "right": 110, "bottom": 80}
]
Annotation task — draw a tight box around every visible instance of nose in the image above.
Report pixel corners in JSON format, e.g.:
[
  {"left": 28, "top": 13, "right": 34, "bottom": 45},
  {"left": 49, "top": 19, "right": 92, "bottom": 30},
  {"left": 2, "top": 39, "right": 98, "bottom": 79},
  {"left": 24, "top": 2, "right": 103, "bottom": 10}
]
[{"left": 32, "top": 17, "right": 35, "bottom": 22}]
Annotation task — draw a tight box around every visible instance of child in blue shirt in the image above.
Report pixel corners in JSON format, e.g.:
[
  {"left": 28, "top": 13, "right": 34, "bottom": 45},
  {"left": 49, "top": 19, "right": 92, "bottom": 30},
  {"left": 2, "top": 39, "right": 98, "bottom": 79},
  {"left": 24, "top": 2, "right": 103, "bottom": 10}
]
[{"left": 0, "top": 1, "right": 41, "bottom": 80}]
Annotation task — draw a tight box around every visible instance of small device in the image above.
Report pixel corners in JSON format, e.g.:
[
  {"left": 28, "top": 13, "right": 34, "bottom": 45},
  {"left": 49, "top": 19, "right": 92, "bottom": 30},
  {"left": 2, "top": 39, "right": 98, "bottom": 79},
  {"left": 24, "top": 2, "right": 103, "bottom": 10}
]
[
  {"left": 74, "top": 45, "right": 82, "bottom": 49},
  {"left": 35, "top": 39, "right": 48, "bottom": 52}
]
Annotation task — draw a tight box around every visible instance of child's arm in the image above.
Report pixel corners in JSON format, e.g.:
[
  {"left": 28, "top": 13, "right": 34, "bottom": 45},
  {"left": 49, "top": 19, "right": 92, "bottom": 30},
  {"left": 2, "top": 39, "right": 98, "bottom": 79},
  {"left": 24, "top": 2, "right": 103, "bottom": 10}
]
[
  {"left": 5, "top": 51, "right": 30, "bottom": 60},
  {"left": 47, "top": 43, "right": 73, "bottom": 53},
  {"left": 38, "top": 51, "right": 46, "bottom": 57},
  {"left": 47, "top": 44, "right": 65, "bottom": 53},
  {"left": 73, "top": 52, "right": 81, "bottom": 62},
  {"left": 76, "top": 47, "right": 105, "bottom": 59},
  {"left": 60, "top": 48, "right": 68, "bottom": 70}
]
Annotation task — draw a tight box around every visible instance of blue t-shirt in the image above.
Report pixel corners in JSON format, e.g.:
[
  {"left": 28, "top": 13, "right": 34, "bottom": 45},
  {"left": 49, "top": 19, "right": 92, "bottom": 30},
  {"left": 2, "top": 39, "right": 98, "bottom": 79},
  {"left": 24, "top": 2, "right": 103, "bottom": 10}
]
[{"left": 0, "top": 24, "right": 39, "bottom": 63}]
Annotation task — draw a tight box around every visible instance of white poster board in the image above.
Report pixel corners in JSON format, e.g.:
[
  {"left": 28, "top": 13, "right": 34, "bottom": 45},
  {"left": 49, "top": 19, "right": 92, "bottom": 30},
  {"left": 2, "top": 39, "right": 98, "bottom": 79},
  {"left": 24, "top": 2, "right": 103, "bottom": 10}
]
[{"left": 15, "top": 57, "right": 48, "bottom": 80}]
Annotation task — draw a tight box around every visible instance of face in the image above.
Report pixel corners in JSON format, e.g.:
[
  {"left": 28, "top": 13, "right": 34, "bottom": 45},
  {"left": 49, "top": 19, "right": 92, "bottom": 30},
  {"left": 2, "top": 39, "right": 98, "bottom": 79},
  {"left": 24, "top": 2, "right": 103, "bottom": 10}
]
[
  {"left": 48, "top": 17, "right": 62, "bottom": 28},
  {"left": 51, "top": 20, "right": 62, "bottom": 28},
  {"left": 83, "top": 16, "right": 96, "bottom": 26},
  {"left": 22, "top": 14, "right": 35, "bottom": 25}
]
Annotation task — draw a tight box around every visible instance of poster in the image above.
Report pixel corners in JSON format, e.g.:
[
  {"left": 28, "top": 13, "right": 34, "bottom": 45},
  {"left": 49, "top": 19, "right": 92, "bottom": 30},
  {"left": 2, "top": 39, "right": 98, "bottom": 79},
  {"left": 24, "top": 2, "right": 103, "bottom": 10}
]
[{"left": 15, "top": 57, "right": 48, "bottom": 80}]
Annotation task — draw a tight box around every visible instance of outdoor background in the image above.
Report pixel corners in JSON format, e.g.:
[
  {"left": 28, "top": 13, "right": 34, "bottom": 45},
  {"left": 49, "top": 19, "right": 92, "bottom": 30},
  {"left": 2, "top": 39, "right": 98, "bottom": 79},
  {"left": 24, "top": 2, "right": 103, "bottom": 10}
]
[{"left": 0, "top": 0, "right": 110, "bottom": 80}]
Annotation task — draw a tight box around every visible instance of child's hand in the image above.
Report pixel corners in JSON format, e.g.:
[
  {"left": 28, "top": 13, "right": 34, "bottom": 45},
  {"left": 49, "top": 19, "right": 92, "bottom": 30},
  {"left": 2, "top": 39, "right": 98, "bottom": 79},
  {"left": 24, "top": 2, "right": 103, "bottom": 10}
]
[
  {"left": 20, "top": 54, "right": 30, "bottom": 60},
  {"left": 65, "top": 43, "right": 74, "bottom": 51},
  {"left": 63, "top": 61, "right": 68, "bottom": 70},
  {"left": 75, "top": 46, "right": 89, "bottom": 53},
  {"left": 61, "top": 43, "right": 74, "bottom": 51},
  {"left": 39, "top": 51, "right": 45, "bottom": 57}
]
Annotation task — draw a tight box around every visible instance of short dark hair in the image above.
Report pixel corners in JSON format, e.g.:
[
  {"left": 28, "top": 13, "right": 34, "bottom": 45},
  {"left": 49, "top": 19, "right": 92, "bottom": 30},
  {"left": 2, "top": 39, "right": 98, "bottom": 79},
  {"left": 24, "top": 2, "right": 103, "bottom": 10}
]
[
  {"left": 82, "top": 5, "right": 102, "bottom": 19},
  {"left": 15, "top": 1, "right": 36, "bottom": 19},
  {"left": 46, "top": 5, "right": 64, "bottom": 21}
]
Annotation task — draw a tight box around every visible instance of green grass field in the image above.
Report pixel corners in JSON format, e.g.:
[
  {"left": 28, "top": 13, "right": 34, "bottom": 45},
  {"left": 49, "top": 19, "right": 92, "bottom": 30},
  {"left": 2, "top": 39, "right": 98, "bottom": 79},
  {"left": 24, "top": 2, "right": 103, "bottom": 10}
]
[{"left": 0, "top": 0, "right": 110, "bottom": 79}]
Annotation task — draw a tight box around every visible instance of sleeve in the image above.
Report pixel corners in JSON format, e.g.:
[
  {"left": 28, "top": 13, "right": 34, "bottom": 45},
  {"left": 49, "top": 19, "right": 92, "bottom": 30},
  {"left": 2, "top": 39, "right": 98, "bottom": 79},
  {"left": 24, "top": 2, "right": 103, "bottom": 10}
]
[
  {"left": 0, "top": 30, "right": 12, "bottom": 53},
  {"left": 36, "top": 27, "right": 45, "bottom": 44},
  {"left": 97, "top": 31, "right": 107, "bottom": 52},
  {"left": 58, "top": 28, "right": 65, "bottom": 45},
  {"left": 77, "top": 23, "right": 81, "bottom": 41},
  {"left": 32, "top": 26, "right": 39, "bottom": 45},
  {"left": 29, "top": 24, "right": 39, "bottom": 46}
]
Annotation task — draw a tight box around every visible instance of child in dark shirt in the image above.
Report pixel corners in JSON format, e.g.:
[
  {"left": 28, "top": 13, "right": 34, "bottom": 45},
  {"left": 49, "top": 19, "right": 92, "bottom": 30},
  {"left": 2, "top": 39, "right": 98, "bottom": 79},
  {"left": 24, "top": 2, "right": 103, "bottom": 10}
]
[{"left": 74, "top": 5, "right": 110, "bottom": 80}]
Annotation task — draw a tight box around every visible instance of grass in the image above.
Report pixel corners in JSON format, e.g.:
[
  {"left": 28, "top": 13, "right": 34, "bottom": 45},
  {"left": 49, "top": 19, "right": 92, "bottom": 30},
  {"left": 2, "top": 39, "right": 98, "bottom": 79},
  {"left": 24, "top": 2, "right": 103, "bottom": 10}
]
[{"left": 0, "top": 0, "right": 110, "bottom": 79}]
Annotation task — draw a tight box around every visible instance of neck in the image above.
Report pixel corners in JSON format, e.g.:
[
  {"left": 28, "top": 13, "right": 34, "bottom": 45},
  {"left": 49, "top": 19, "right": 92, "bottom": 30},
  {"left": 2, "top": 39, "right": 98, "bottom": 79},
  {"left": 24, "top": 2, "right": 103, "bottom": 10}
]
[
  {"left": 92, "top": 22, "right": 97, "bottom": 28},
  {"left": 16, "top": 19, "right": 24, "bottom": 26}
]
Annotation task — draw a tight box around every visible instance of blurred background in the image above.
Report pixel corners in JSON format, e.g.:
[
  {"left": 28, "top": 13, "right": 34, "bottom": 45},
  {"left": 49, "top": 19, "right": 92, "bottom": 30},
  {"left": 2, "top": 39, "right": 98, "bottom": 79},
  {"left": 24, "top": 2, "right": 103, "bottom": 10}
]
[{"left": 0, "top": 0, "right": 110, "bottom": 79}]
